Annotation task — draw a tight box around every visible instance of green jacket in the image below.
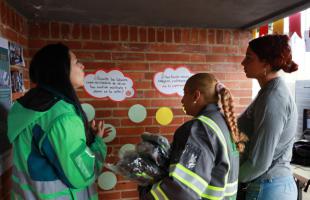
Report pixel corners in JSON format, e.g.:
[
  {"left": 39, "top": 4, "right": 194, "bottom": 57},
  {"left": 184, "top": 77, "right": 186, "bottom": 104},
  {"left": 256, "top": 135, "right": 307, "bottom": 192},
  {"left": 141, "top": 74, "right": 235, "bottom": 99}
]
[{"left": 8, "top": 99, "right": 106, "bottom": 200}]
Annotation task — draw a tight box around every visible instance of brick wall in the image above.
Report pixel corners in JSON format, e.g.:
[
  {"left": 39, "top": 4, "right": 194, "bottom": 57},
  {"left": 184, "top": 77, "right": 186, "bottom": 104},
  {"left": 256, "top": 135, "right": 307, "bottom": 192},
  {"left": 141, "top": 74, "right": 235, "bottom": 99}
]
[
  {"left": 27, "top": 21, "right": 252, "bottom": 199},
  {"left": 0, "top": 0, "right": 28, "bottom": 199},
  {"left": 0, "top": 1, "right": 252, "bottom": 199}
]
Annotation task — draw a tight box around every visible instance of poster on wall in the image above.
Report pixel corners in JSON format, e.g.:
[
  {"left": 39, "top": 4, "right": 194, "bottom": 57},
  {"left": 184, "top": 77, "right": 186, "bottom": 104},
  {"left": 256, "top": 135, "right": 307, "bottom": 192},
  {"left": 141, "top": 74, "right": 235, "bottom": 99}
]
[
  {"left": 8, "top": 41, "right": 25, "bottom": 66},
  {"left": 84, "top": 69, "right": 135, "bottom": 101},
  {"left": 153, "top": 66, "right": 193, "bottom": 96},
  {"left": 0, "top": 37, "right": 12, "bottom": 175}
]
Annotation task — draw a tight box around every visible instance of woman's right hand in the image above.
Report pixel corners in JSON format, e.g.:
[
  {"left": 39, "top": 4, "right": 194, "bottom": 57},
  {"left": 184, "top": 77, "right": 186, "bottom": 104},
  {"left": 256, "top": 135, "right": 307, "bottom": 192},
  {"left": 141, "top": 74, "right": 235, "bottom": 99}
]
[{"left": 91, "top": 120, "right": 112, "bottom": 138}]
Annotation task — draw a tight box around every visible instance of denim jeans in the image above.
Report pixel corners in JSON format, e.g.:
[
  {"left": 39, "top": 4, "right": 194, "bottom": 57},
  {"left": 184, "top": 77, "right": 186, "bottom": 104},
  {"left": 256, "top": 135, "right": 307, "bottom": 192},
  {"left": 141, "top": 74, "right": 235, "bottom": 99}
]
[{"left": 245, "top": 176, "right": 297, "bottom": 200}]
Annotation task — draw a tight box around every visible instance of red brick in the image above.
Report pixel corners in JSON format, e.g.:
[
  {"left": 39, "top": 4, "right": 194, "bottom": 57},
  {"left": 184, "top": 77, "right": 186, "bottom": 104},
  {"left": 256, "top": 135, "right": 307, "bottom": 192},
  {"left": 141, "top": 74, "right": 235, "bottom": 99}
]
[
  {"left": 199, "top": 29, "right": 207, "bottom": 43},
  {"left": 96, "top": 110, "right": 113, "bottom": 117},
  {"left": 61, "top": 23, "right": 70, "bottom": 39},
  {"left": 208, "top": 29, "right": 215, "bottom": 44},
  {"left": 239, "top": 97, "right": 252, "bottom": 105},
  {"left": 117, "top": 127, "right": 144, "bottom": 137},
  {"left": 129, "top": 26, "right": 138, "bottom": 42},
  {"left": 0, "top": 1, "right": 6, "bottom": 24},
  {"left": 81, "top": 24, "right": 90, "bottom": 39},
  {"left": 181, "top": 29, "right": 190, "bottom": 43},
  {"left": 165, "top": 28, "right": 173, "bottom": 43},
  {"left": 145, "top": 126, "right": 160, "bottom": 133},
  {"left": 112, "top": 53, "right": 145, "bottom": 61},
  {"left": 224, "top": 30, "right": 232, "bottom": 44},
  {"left": 111, "top": 25, "right": 119, "bottom": 41},
  {"left": 119, "top": 136, "right": 141, "bottom": 144},
  {"left": 191, "top": 28, "right": 199, "bottom": 43},
  {"left": 160, "top": 126, "right": 178, "bottom": 134},
  {"left": 2, "top": 28, "right": 17, "bottom": 41},
  {"left": 28, "top": 21, "right": 40, "bottom": 38},
  {"left": 121, "top": 118, "right": 153, "bottom": 126},
  {"left": 174, "top": 28, "right": 181, "bottom": 43},
  {"left": 51, "top": 22, "right": 60, "bottom": 38},
  {"left": 120, "top": 25, "right": 128, "bottom": 41},
  {"left": 139, "top": 27, "right": 147, "bottom": 42},
  {"left": 148, "top": 28, "right": 155, "bottom": 42},
  {"left": 71, "top": 24, "right": 80, "bottom": 39},
  {"left": 91, "top": 25, "right": 100, "bottom": 40},
  {"left": 157, "top": 28, "right": 164, "bottom": 42},
  {"left": 94, "top": 52, "right": 111, "bottom": 60},
  {"left": 62, "top": 41, "right": 82, "bottom": 50},
  {"left": 101, "top": 25, "right": 110, "bottom": 40},
  {"left": 7, "top": 7, "right": 12, "bottom": 27},
  {"left": 160, "top": 53, "right": 190, "bottom": 62},
  {"left": 216, "top": 29, "right": 224, "bottom": 44},
  {"left": 121, "top": 190, "right": 139, "bottom": 198},
  {"left": 115, "top": 181, "right": 137, "bottom": 190},
  {"left": 99, "top": 191, "right": 121, "bottom": 199},
  {"left": 151, "top": 99, "right": 181, "bottom": 107}
]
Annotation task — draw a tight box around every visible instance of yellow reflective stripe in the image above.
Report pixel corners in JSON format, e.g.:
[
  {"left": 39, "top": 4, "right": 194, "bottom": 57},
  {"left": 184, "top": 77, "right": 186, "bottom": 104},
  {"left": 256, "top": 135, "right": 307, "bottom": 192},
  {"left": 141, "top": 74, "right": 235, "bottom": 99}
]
[
  {"left": 170, "top": 171, "right": 203, "bottom": 196},
  {"left": 151, "top": 190, "right": 159, "bottom": 200},
  {"left": 170, "top": 164, "right": 225, "bottom": 199},
  {"left": 151, "top": 182, "right": 169, "bottom": 200},
  {"left": 225, "top": 180, "right": 238, "bottom": 196},
  {"left": 174, "top": 164, "right": 208, "bottom": 188},
  {"left": 207, "top": 184, "right": 225, "bottom": 191},
  {"left": 197, "top": 116, "right": 230, "bottom": 184},
  {"left": 157, "top": 184, "right": 169, "bottom": 200}
]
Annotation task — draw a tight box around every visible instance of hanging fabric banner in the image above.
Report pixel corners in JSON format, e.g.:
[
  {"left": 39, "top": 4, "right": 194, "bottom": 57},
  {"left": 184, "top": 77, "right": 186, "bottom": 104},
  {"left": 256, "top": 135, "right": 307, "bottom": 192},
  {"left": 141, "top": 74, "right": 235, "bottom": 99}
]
[
  {"left": 259, "top": 24, "right": 268, "bottom": 36},
  {"left": 252, "top": 29, "right": 257, "bottom": 39},
  {"left": 289, "top": 12, "right": 301, "bottom": 38},
  {"left": 273, "top": 19, "right": 284, "bottom": 34}
]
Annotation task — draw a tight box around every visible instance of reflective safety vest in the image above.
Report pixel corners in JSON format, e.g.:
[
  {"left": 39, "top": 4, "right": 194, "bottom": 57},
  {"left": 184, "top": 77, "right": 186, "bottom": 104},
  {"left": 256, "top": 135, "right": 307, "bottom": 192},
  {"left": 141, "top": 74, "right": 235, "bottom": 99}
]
[{"left": 150, "top": 115, "right": 239, "bottom": 200}]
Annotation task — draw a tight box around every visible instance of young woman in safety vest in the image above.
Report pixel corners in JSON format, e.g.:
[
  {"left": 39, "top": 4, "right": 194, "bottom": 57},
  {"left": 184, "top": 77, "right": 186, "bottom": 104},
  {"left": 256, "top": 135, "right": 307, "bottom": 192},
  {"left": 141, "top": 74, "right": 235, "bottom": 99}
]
[{"left": 140, "top": 73, "right": 248, "bottom": 200}]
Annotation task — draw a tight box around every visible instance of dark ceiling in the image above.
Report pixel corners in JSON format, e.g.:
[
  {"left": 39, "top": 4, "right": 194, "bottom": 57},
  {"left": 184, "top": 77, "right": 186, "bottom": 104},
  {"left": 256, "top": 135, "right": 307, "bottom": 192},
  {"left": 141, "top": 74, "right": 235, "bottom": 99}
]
[{"left": 6, "top": 0, "right": 310, "bottom": 29}]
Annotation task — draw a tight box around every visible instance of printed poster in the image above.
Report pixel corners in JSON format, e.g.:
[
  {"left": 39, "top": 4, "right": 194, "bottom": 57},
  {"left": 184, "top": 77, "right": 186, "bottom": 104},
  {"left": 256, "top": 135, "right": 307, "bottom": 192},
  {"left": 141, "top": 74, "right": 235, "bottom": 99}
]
[{"left": 84, "top": 69, "right": 134, "bottom": 101}]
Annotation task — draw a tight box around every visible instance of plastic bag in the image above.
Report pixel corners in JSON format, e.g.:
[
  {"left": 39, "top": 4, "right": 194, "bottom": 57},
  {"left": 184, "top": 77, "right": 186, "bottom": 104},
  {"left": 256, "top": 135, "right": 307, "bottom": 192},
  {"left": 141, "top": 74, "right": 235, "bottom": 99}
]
[{"left": 110, "top": 133, "right": 171, "bottom": 186}]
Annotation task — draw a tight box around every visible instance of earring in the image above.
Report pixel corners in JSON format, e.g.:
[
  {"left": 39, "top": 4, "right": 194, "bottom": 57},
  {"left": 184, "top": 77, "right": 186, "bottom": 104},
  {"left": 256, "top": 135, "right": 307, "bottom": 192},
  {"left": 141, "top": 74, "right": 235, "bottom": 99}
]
[
  {"left": 264, "top": 68, "right": 267, "bottom": 76},
  {"left": 193, "top": 101, "right": 197, "bottom": 104}
]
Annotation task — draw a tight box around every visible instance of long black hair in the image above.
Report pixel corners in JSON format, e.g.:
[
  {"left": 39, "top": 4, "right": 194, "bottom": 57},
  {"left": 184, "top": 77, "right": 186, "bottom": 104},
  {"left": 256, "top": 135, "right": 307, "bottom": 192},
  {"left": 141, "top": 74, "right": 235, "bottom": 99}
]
[{"left": 29, "top": 43, "right": 94, "bottom": 145}]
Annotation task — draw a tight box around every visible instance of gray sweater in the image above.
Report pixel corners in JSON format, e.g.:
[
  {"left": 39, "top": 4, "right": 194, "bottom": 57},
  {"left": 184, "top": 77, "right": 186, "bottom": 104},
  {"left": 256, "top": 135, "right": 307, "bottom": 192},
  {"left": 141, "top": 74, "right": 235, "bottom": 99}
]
[{"left": 238, "top": 77, "right": 297, "bottom": 183}]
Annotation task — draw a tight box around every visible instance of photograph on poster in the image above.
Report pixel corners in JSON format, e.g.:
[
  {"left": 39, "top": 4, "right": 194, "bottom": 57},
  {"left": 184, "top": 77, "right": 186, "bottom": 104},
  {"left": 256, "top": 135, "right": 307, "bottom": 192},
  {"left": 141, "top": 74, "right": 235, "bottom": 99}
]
[{"left": 8, "top": 41, "right": 25, "bottom": 66}]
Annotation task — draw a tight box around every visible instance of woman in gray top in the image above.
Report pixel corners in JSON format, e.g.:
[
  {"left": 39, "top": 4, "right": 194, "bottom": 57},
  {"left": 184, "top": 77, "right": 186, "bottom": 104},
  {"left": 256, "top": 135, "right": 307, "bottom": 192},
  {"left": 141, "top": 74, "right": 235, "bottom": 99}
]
[{"left": 238, "top": 34, "right": 298, "bottom": 200}]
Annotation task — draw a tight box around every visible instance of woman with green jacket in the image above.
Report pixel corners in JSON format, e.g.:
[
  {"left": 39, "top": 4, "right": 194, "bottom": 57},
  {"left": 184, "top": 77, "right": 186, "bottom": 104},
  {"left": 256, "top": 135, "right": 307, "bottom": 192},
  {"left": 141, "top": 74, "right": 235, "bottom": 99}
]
[{"left": 7, "top": 43, "right": 109, "bottom": 199}]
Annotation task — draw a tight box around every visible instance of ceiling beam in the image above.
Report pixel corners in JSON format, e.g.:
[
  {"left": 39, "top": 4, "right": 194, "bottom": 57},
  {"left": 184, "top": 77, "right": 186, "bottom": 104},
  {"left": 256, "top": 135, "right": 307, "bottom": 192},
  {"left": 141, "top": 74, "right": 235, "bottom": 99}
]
[{"left": 241, "top": 0, "right": 310, "bottom": 29}]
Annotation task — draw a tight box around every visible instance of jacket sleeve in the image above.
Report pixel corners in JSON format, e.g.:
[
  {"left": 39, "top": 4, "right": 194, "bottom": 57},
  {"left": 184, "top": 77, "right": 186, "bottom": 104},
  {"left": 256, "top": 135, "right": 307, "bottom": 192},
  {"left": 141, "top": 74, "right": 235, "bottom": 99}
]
[
  {"left": 141, "top": 120, "right": 223, "bottom": 200},
  {"left": 239, "top": 98, "right": 286, "bottom": 182},
  {"left": 43, "top": 113, "right": 107, "bottom": 188}
]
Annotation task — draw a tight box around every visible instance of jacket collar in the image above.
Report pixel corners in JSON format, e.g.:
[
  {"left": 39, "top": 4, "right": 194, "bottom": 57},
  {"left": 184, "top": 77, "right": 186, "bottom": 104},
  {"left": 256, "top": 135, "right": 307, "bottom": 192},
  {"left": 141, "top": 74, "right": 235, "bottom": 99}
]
[{"left": 195, "top": 103, "right": 220, "bottom": 117}]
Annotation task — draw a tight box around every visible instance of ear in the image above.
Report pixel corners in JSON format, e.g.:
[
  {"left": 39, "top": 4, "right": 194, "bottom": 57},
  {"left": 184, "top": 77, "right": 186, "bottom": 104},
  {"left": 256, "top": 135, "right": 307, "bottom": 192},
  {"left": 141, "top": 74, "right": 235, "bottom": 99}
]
[
  {"left": 193, "top": 90, "right": 201, "bottom": 102},
  {"left": 263, "top": 61, "right": 271, "bottom": 71}
]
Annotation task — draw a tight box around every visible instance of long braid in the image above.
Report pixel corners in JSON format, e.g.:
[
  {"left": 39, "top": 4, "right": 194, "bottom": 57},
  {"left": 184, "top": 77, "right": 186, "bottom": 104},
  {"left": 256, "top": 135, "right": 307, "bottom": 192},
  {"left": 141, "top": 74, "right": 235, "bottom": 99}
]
[{"left": 218, "top": 87, "right": 248, "bottom": 152}]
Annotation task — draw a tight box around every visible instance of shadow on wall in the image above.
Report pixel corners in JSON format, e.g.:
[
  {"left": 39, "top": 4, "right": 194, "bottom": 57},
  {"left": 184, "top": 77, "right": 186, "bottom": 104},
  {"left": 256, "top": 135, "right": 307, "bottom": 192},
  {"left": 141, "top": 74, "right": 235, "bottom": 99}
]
[{"left": 0, "top": 102, "right": 12, "bottom": 199}]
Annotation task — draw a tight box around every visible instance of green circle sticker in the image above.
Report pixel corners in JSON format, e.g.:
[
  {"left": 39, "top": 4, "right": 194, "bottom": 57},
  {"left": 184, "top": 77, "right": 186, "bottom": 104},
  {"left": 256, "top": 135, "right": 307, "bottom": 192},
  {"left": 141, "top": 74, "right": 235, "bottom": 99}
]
[
  {"left": 118, "top": 144, "right": 136, "bottom": 158},
  {"left": 128, "top": 104, "right": 147, "bottom": 123},
  {"left": 98, "top": 171, "right": 117, "bottom": 190},
  {"left": 81, "top": 103, "right": 95, "bottom": 122}
]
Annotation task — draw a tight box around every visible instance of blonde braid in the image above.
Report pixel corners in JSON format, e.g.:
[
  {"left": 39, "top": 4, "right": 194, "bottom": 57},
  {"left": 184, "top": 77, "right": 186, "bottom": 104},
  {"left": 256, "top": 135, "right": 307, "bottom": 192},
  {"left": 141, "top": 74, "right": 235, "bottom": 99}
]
[{"left": 218, "top": 87, "right": 248, "bottom": 152}]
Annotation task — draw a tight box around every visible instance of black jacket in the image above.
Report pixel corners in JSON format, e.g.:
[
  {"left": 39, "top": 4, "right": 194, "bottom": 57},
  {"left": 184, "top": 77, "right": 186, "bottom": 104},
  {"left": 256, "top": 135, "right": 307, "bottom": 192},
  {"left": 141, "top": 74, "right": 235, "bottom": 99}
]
[{"left": 140, "top": 104, "right": 239, "bottom": 200}]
